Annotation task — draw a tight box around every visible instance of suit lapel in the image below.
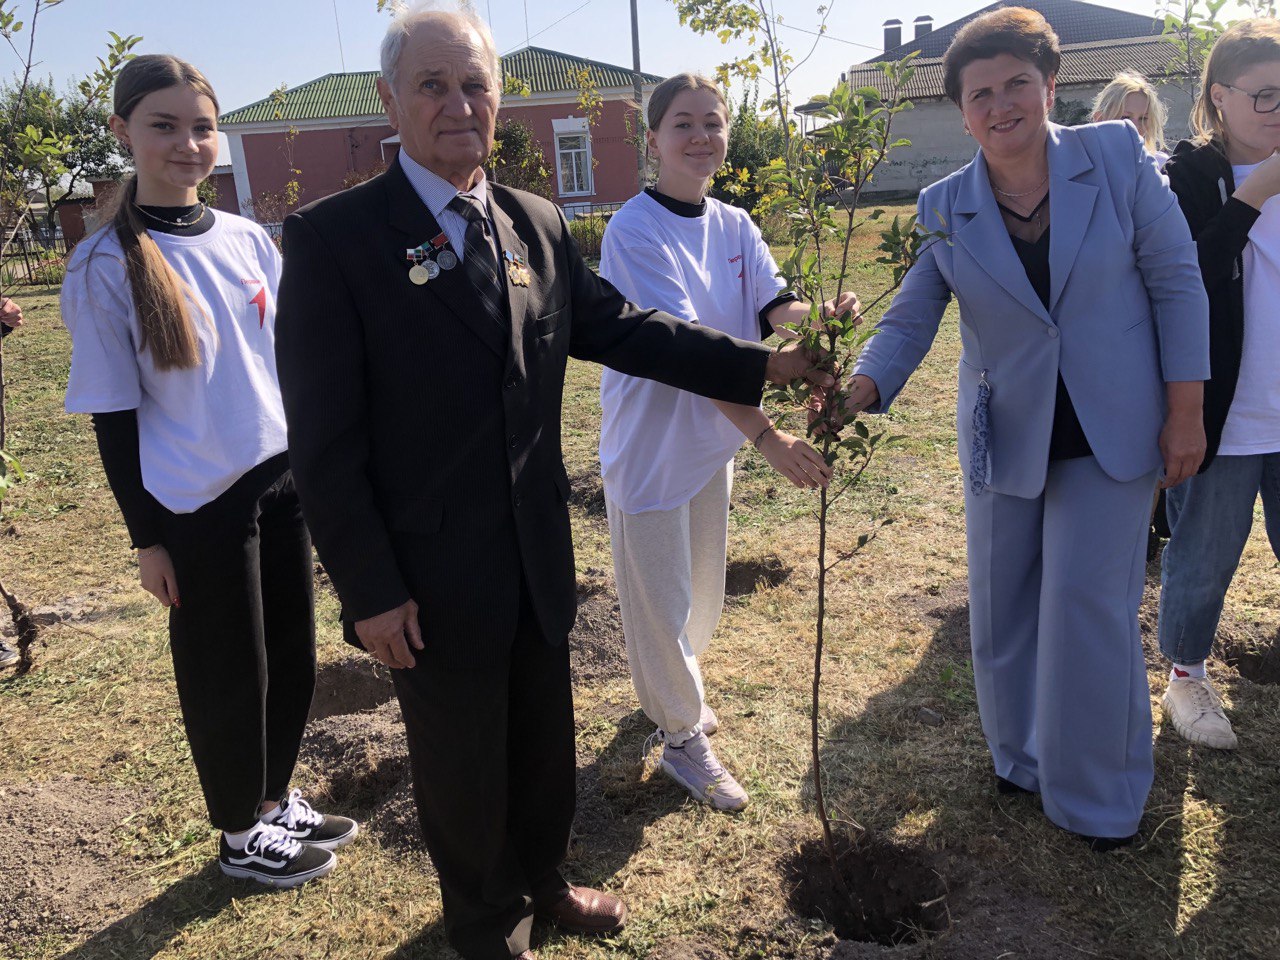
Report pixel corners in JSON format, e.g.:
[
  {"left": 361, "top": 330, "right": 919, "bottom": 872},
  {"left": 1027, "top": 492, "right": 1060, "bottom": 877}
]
[
  {"left": 488, "top": 192, "right": 529, "bottom": 371},
  {"left": 1046, "top": 124, "right": 1098, "bottom": 314},
  {"left": 951, "top": 150, "right": 1053, "bottom": 325},
  {"left": 384, "top": 159, "right": 508, "bottom": 359}
]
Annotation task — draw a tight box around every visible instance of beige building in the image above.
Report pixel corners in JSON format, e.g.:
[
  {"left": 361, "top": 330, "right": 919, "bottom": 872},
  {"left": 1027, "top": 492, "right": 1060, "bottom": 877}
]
[{"left": 843, "top": 0, "right": 1192, "bottom": 197}]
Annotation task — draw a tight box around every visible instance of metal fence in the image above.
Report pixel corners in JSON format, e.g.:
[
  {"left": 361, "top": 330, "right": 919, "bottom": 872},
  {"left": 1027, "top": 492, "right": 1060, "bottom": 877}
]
[
  {"left": 562, "top": 201, "right": 625, "bottom": 260},
  {"left": 1, "top": 229, "right": 71, "bottom": 287}
]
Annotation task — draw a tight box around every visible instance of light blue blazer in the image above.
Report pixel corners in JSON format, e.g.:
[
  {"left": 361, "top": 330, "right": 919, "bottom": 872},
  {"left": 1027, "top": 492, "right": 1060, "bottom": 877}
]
[{"left": 855, "top": 122, "right": 1211, "bottom": 498}]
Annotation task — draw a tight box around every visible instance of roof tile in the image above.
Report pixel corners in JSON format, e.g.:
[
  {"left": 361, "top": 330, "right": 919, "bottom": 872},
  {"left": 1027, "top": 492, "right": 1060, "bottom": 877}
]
[
  {"left": 870, "top": 0, "right": 1164, "bottom": 62},
  {"left": 220, "top": 46, "right": 663, "bottom": 125},
  {"left": 846, "top": 34, "right": 1183, "bottom": 101}
]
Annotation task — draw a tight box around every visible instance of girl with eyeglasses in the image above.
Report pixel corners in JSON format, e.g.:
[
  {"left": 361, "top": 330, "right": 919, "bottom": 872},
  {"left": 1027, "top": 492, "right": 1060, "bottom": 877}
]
[{"left": 1159, "top": 19, "right": 1280, "bottom": 751}]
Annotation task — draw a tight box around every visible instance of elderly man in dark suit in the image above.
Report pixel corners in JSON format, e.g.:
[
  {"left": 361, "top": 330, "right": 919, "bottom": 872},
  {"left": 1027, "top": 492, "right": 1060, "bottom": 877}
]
[{"left": 274, "top": 7, "right": 825, "bottom": 960}]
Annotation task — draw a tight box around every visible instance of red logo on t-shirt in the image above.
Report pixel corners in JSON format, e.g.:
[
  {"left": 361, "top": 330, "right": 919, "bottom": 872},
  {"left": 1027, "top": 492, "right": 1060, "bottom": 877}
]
[
  {"left": 240, "top": 279, "right": 267, "bottom": 328},
  {"left": 728, "top": 253, "right": 744, "bottom": 279}
]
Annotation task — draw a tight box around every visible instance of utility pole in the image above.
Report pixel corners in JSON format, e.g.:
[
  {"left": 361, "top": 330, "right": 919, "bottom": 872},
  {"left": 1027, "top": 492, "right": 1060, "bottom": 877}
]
[{"left": 630, "top": 0, "right": 645, "bottom": 190}]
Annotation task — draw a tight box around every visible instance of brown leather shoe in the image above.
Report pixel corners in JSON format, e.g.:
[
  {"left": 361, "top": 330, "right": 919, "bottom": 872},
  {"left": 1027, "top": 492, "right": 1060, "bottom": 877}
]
[{"left": 535, "top": 885, "right": 628, "bottom": 934}]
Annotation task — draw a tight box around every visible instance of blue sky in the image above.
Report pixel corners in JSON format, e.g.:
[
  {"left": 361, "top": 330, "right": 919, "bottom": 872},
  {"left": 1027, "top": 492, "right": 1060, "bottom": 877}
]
[{"left": 10, "top": 0, "right": 1178, "bottom": 129}]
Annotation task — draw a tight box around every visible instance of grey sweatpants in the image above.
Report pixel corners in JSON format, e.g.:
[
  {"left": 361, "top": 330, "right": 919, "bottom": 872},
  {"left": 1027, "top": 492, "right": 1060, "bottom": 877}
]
[{"left": 606, "top": 464, "right": 732, "bottom": 746}]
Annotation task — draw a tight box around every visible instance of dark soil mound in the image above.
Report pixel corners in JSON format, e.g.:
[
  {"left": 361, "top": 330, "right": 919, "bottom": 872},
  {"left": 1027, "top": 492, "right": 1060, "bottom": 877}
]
[
  {"left": 0, "top": 777, "right": 150, "bottom": 947},
  {"left": 725, "top": 555, "right": 792, "bottom": 596},
  {"left": 309, "top": 653, "right": 395, "bottom": 721},
  {"left": 784, "top": 831, "right": 948, "bottom": 945},
  {"left": 570, "top": 569, "right": 628, "bottom": 686},
  {"left": 1217, "top": 621, "right": 1280, "bottom": 685},
  {"left": 569, "top": 469, "right": 607, "bottom": 518}
]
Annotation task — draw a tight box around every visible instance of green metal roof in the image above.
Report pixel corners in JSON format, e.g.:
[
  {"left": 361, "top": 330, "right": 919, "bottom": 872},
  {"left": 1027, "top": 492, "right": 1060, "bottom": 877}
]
[{"left": 219, "top": 46, "right": 664, "bottom": 126}]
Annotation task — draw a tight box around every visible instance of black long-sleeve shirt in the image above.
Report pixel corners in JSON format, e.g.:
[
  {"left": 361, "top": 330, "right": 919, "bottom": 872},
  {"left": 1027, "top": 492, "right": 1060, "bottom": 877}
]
[{"left": 90, "top": 203, "right": 214, "bottom": 546}]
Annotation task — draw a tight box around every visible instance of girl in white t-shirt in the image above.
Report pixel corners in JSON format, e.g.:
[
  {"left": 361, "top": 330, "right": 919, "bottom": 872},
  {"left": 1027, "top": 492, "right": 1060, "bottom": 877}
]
[
  {"left": 1160, "top": 20, "right": 1280, "bottom": 751},
  {"left": 62, "top": 55, "right": 354, "bottom": 887},
  {"left": 599, "top": 73, "right": 851, "bottom": 812}
]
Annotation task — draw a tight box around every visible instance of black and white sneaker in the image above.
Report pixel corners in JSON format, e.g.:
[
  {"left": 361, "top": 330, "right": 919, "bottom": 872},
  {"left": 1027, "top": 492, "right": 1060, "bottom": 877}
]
[
  {"left": 218, "top": 822, "right": 336, "bottom": 888},
  {"left": 262, "top": 788, "right": 359, "bottom": 851},
  {"left": 0, "top": 639, "right": 18, "bottom": 670}
]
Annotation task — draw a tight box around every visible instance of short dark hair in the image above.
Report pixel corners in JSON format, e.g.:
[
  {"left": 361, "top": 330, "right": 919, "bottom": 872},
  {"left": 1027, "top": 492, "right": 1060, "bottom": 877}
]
[{"left": 942, "top": 7, "right": 1061, "bottom": 106}]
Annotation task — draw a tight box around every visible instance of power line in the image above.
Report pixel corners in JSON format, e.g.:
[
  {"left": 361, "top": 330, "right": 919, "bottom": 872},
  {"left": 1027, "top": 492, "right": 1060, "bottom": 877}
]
[
  {"left": 767, "top": 16, "right": 882, "bottom": 54},
  {"left": 332, "top": 0, "right": 347, "bottom": 71},
  {"left": 502, "top": 0, "right": 596, "bottom": 55}
]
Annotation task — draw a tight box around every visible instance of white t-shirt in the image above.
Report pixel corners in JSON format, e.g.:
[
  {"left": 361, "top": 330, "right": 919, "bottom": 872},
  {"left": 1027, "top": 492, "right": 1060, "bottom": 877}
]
[
  {"left": 62, "top": 212, "right": 288, "bottom": 512},
  {"left": 598, "top": 191, "right": 788, "bottom": 514},
  {"left": 1219, "top": 164, "right": 1280, "bottom": 456}
]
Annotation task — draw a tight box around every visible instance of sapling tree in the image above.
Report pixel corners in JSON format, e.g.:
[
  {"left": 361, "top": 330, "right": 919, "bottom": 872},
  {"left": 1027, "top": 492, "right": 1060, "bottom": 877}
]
[
  {"left": 0, "top": 0, "right": 137, "bottom": 495},
  {"left": 755, "top": 58, "right": 941, "bottom": 883},
  {"left": 0, "top": 0, "right": 137, "bottom": 675}
]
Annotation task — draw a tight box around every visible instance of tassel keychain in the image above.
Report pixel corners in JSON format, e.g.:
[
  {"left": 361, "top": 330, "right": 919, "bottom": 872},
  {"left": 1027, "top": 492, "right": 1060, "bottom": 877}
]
[{"left": 969, "top": 370, "right": 991, "bottom": 496}]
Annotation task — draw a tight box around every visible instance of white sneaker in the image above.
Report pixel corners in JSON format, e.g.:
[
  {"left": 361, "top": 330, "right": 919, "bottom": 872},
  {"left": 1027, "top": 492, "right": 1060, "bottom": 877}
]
[
  {"left": 1163, "top": 676, "right": 1239, "bottom": 750},
  {"left": 700, "top": 703, "right": 718, "bottom": 736},
  {"left": 660, "top": 732, "right": 749, "bottom": 812}
]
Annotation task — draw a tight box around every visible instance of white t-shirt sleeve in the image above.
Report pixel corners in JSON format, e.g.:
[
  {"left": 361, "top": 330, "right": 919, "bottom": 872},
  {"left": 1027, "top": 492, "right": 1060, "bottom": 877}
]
[
  {"left": 62, "top": 248, "right": 143, "bottom": 414},
  {"left": 600, "top": 237, "right": 700, "bottom": 326}
]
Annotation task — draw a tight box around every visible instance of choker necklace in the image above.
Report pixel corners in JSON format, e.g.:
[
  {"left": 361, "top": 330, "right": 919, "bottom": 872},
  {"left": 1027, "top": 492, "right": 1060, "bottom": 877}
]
[
  {"left": 991, "top": 173, "right": 1048, "bottom": 199},
  {"left": 135, "top": 202, "right": 207, "bottom": 227},
  {"left": 996, "top": 193, "right": 1049, "bottom": 229}
]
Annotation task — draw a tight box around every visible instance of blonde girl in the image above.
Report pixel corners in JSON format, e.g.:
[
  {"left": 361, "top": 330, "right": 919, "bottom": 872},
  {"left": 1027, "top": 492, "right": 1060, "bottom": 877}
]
[
  {"left": 1092, "top": 71, "right": 1170, "bottom": 164},
  {"left": 597, "top": 73, "right": 852, "bottom": 812}
]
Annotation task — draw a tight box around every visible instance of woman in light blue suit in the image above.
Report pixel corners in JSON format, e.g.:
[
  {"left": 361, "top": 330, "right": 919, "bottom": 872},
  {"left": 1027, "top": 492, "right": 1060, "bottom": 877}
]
[{"left": 847, "top": 8, "right": 1210, "bottom": 849}]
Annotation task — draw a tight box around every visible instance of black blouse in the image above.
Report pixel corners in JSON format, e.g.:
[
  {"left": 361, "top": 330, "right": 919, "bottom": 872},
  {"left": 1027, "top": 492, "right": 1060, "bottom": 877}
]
[{"left": 1008, "top": 228, "right": 1093, "bottom": 462}]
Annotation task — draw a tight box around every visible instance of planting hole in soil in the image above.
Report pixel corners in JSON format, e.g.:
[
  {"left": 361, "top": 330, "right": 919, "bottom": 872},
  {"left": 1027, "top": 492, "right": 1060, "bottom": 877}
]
[
  {"left": 1218, "top": 629, "right": 1280, "bottom": 685},
  {"left": 784, "top": 831, "right": 949, "bottom": 945},
  {"left": 725, "top": 556, "right": 792, "bottom": 596}
]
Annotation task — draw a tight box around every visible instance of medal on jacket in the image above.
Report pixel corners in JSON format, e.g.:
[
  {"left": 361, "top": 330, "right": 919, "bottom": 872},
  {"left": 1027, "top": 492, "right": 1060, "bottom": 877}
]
[
  {"left": 406, "top": 233, "right": 452, "bottom": 284},
  {"left": 504, "top": 250, "right": 531, "bottom": 287},
  {"left": 406, "top": 246, "right": 433, "bottom": 285}
]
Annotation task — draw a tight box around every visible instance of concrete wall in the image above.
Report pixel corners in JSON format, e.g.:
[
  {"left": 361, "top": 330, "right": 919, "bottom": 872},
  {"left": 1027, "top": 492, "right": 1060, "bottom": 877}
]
[{"left": 865, "top": 80, "right": 1196, "bottom": 197}]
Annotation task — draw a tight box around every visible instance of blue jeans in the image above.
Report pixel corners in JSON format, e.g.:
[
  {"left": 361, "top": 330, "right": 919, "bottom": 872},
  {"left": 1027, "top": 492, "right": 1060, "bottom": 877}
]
[{"left": 1158, "top": 452, "right": 1280, "bottom": 665}]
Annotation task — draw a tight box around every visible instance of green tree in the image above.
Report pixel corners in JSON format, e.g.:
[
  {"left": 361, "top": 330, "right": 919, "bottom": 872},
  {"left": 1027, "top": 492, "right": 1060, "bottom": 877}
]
[
  {"left": 669, "top": 0, "right": 836, "bottom": 153},
  {"left": 710, "top": 84, "right": 788, "bottom": 212},
  {"left": 0, "top": 76, "right": 126, "bottom": 235},
  {"left": 487, "top": 118, "right": 552, "bottom": 199},
  {"left": 0, "top": 0, "right": 138, "bottom": 489},
  {"left": 756, "top": 63, "right": 939, "bottom": 896}
]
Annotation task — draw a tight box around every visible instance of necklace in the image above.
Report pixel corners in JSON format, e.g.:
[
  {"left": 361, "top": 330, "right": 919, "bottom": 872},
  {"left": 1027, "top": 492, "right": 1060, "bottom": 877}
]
[
  {"left": 991, "top": 172, "right": 1048, "bottom": 199},
  {"left": 134, "top": 202, "right": 207, "bottom": 228},
  {"left": 996, "top": 192, "right": 1049, "bottom": 230}
]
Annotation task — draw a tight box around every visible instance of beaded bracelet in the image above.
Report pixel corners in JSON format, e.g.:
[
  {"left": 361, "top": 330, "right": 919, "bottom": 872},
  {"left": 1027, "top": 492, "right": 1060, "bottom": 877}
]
[
  {"left": 136, "top": 545, "right": 164, "bottom": 558},
  {"left": 751, "top": 423, "right": 774, "bottom": 449}
]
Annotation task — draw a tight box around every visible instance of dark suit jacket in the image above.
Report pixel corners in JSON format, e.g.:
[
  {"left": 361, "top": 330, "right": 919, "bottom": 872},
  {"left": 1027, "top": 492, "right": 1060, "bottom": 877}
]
[{"left": 275, "top": 158, "right": 771, "bottom": 666}]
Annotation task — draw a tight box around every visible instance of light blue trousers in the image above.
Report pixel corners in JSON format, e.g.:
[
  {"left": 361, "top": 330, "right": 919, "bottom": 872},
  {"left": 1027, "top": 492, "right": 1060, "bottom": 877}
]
[{"left": 965, "top": 456, "right": 1158, "bottom": 838}]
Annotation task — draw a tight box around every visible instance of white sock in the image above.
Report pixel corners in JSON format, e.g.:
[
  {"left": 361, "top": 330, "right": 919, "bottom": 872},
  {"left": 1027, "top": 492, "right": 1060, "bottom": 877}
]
[
  {"left": 223, "top": 825, "right": 257, "bottom": 850},
  {"left": 1171, "top": 661, "right": 1207, "bottom": 681}
]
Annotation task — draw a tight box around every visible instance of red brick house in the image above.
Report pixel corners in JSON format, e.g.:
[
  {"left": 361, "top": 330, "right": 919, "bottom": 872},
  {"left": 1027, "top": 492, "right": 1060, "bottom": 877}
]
[{"left": 217, "top": 47, "right": 663, "bottom": 221}]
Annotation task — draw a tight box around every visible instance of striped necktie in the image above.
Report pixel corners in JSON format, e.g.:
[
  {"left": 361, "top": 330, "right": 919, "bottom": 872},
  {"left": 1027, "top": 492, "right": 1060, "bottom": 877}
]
[{"left": 447, "top": 194, "right": 507, "bottom": 328}]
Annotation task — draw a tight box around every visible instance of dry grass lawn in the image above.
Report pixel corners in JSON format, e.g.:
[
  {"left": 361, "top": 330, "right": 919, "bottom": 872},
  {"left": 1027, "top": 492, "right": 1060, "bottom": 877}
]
[{"left": 1, "top": 208, "right": 1278, "bottom": 960}]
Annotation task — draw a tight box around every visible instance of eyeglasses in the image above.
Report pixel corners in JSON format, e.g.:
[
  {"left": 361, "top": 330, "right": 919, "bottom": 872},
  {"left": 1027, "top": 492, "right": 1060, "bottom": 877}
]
[{"left": 1222, "top": 83, "right": 1280, "bottom": 114}]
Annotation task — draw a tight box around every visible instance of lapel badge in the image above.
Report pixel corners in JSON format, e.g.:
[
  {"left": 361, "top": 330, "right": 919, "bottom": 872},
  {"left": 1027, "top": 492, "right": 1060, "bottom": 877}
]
[{"left": 504, "top": 250, "right": 531, "bottom": 287}]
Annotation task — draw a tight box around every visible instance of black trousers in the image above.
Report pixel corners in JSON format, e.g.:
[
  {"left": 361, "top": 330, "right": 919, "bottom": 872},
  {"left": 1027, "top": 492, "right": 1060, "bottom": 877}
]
[
  {"left": 160, "top": 453, "right": 316, "bottom": 833},
  {"left": 391, "top": 585, "right": 575, "bottom": 960}
]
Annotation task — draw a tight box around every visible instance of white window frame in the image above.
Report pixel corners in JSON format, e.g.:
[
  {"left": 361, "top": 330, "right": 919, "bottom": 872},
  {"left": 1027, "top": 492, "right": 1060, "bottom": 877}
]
[{"left": 553, "top": 116, "right": 593, "bottom": 198}]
